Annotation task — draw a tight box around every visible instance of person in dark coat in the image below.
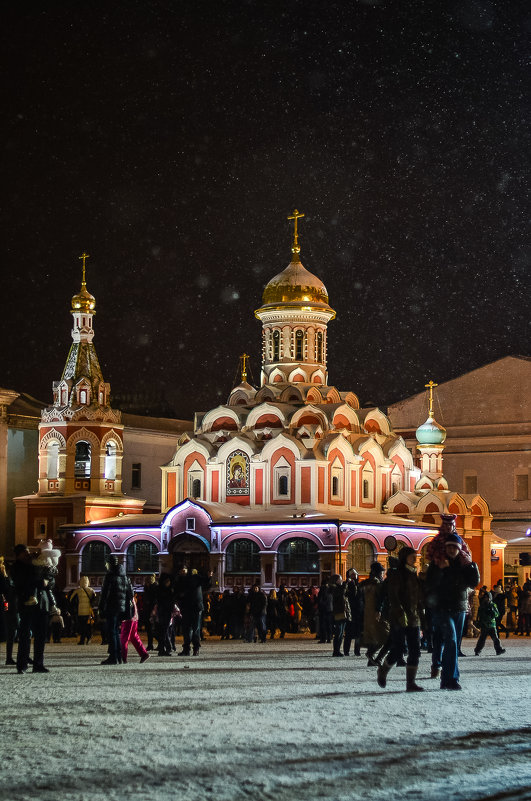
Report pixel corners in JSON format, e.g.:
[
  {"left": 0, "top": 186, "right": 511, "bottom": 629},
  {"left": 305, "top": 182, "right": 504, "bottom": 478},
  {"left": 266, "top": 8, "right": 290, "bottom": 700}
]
[
  {"left": 266, "top": 589, "right": 281, "bottom": 639},
  {"left": 0, "top": 556, "right": 18, "bottom": 665},
  {"left": 343, "top": 569, "right": 364, "bottom": 656},
  {"left": 99, "top": 555, "right": 133, "bottom": 665},
  {"left": 377, "top": 547, "right": 424, "bottom": 692},
  {"left": 174, "top": 568, "right": 212, "bottom": 656},
  {"left": 425, "top": 533, "right": 480, "bottom": 690},
  {"left": 317, "top": 581, "right": 333, "bottom": 644},
  {"left": 330, "top": 574, "right": 351, "bottom": 657},
  {"left": 248, "top": 583, "right": 268, "bottom": 643},
  {"left": 12, "top": 542, "right": 59, "bottom": 674},
  {"left": 474, "top": 591, "right": 506, "bottom": 656},
  {"left": 155, "top": 573, "right": 175, "bottom": 656}
]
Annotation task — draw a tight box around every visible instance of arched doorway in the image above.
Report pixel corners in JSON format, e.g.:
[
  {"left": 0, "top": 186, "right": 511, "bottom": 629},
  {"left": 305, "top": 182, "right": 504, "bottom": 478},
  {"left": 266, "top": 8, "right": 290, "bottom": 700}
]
[{"left": 169, "top": 533, "right": 210, "bottom": 575}]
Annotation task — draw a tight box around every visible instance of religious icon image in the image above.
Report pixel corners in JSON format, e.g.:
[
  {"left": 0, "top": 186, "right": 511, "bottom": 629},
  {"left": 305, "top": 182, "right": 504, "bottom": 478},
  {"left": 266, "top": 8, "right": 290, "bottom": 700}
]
[{"left": 226, "top": 451, "right": 250, "bottom": 496}]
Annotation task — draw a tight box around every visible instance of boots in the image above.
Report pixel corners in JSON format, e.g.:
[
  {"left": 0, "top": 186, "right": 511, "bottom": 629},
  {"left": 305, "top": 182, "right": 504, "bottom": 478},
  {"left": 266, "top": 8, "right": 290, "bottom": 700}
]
[
  {"left": 377, "top": 659, "right": 392, "bottom": 688},
  {"left": 430, "top": 665, "right": 440, "bottom": 679},
  {"left": 406, "top": 665, "right": 424, "bottom": 692}
]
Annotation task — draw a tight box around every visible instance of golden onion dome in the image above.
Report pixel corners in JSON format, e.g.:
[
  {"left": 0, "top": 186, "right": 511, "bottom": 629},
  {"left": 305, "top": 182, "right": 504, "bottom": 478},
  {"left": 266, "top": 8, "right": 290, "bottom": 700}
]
[
  {"left": 71, "top": 282, "right": 96, "bottom": 314},
  {"left": 259, "top": 256, "right": 334, "bottom": 315}
]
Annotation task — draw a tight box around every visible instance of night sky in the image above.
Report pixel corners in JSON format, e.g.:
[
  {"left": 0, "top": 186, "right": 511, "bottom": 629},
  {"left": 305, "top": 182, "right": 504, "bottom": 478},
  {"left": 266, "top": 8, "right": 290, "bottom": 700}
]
[{"left": 3, "top": 1, "right": 530, "bottom": 420}]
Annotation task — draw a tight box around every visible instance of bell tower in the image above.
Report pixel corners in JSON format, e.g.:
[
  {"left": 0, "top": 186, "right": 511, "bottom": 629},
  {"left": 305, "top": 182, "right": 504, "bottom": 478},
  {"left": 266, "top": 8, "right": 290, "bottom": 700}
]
[
  {"left": 255, "top": 210, "right": 335, "bottom": 387},
  {"left": 37, "top": 254, "right": 124, "bottom": 497}
]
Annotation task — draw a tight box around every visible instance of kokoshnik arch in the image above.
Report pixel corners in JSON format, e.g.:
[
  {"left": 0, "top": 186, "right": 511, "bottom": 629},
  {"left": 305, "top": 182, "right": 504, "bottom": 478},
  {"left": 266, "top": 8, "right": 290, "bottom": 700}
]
[{"left": 17, "top": 219, "right": 505, "bottom": 591}]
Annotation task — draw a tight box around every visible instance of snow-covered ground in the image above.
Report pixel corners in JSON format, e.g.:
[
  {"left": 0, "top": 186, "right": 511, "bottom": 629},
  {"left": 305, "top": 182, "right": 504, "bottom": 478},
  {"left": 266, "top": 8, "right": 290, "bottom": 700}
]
[{"left": 1, "top": 635, "right": 530, "bottom": 801}]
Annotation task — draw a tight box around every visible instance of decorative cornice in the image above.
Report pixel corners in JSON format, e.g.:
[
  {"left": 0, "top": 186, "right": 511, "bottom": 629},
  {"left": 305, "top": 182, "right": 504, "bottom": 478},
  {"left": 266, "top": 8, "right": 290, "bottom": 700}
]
[{"left": 41, "top": 406, "right": 121, "bottom": 425}]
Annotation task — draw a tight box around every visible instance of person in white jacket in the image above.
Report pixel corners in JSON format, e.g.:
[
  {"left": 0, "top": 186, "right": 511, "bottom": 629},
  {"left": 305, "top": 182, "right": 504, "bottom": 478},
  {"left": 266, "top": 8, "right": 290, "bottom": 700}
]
[{"left": 70, "top": 576, "right": 96, "bottom": 645}]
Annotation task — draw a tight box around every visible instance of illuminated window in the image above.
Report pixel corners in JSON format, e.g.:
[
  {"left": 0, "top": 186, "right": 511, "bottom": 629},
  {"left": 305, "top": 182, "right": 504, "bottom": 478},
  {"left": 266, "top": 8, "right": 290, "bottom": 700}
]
[
  {"left": 346, "top": 539, "right": 375, "bottom": 574},
  {"left": 126, "top": 541, "right": 158, "bottom": 573},
  {"left": 225, "top": 539, "right": 260, "bottom": 573},
  {"left": 278, "top": 538, "right": 319, "bottom": 573},
  {"left": 46, "top": 441, "right": 60, "bottom": 480},
  {"left": 81, "top": 542, "right": 110, "bottom": 573},
  {"left": 104, "top": 441, "right": 117, "bottom": 480}
]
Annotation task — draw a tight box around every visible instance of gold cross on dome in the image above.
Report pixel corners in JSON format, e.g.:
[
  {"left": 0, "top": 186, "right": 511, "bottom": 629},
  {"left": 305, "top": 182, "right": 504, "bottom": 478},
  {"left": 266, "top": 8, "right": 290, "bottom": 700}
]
[
  {"left": 79, "top": 252, "right": 90, "bottom": 284},
  {"left": 287, "top": 209, "right": 305, "bottom": 250},
  {"left": 240, "top": 353, "right": 249, "bottom": 383},
  {"left": 425, "top": 380, "right": 438, "bottom": 417}
]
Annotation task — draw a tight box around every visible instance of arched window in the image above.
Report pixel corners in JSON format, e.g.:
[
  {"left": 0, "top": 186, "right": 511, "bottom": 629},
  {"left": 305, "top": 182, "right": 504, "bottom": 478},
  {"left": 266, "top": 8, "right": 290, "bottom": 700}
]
[
  {"left": 126, "top": 541, "right": 159, "bottom": 574},
  {"left": 46, "top": 441, "right": 60, "bottom": 479},
  {"left": 225, "top": 539, "right": 260, "bottom": 573},
  {"left": 81, "top": 541, "right": 110, "bottom": 573},
  {"left": 75, "top": 441, "right": 91, "bottom": 478},
  {"left": 79, "top": 389, "right": 87, "bottom": 405},
  {"left": 332, "top": 475, "right": 339, "bottom": 496},
  {"left": 346, "top": 538, "right": 375, "bottom": 575},
  {"left": 316, "top": 331, "right": 323, "bottom": 363},
  {"left": 273, "top": 330, "right": 280, "bottom": 361},
  {"left": 277, "top": 538, "right": 319, "bottom": 573},
  {"left": 104, "top": 440, "right": 117, "bottom": 480},
  {"left": 295, "top": 329, "right": 304, "bottom": 361},
  {"left": 363, "top": 479, "right": 369, "bottom": 499},
  {"left": 278, "top": 474, "right": 289, "bottom": 496},
  {"left": 191, "top": 478, "right": 201, "bottom": 497}
]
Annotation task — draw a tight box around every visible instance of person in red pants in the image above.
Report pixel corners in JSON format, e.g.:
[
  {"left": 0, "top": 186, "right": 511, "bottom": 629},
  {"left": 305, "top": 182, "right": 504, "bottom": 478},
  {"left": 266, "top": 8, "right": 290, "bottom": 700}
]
[{"left": 120, "top": 594, "right": 150, "bottom": 664}]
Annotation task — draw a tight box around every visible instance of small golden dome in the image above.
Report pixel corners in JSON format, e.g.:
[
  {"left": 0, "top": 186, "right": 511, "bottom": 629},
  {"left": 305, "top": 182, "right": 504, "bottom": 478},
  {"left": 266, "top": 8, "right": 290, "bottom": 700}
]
[{"left": 71, "top": 283, "right": 96, "bottom": 314}]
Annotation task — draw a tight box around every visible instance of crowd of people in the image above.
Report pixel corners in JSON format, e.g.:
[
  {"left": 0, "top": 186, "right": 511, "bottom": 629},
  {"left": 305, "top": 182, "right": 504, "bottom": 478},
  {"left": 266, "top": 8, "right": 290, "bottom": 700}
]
[{"left": 1, "top": 516, "right": 530, "bottom": 690}]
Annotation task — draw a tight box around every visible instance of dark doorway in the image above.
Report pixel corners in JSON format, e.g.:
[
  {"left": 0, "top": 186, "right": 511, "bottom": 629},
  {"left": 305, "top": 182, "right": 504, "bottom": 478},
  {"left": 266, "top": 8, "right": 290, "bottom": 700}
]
[{"left": 169, "top": 533, "right": 210, "bottom": 575}]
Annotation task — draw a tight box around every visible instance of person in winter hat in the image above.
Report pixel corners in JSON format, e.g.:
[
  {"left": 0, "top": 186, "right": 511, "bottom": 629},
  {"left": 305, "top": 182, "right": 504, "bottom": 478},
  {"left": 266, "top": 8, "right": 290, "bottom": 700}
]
[
  {"left": 361, "top": 562, "right": 389, "bottom": 666},
  {"left": 377, "top": 548, "right": 424, "bottom": 692},
  {"left": 12, "top": 540, "right": 61, "bottom": 674},
  {"left": 474, "top": 591, "right": 506, "bottom": 656},
  {"left": 70, "top": 575, "right": 96, "bottom": 645},
  {"left": 426, "top": 515, "right": 472, "bottom": 568},
  {"left": 99, "top": 555, "right": 133, "bottom": 665},
  {"left": 425, "top": 533, "right": 480, "bottom": 690}
]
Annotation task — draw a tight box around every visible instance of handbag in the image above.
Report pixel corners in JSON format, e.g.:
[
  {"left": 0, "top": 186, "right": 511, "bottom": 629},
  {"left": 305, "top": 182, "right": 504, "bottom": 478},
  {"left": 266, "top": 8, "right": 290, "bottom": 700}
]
[{"left": 83, "top": 587, "right": 95, "bottom": 625}]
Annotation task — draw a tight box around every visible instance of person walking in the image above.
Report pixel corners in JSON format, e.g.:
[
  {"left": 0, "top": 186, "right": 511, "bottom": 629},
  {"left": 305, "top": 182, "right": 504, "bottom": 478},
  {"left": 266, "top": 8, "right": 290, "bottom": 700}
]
[
  {"left": 70, "top": 576, "right": 96, "bottom": 645},
  {"left": 425, "top": 533, "right": 480, "bottom": 690},
  {"left": 174, "top": 568, "right": 212, "bottom": 656},
  {"left": 141, "top": 574, "right": 158, "bottom": 651},
  {"left": 120, "top": 593, "right": 150, "bottom": 664},
  {"left": 361, "top": 562, "right": 389, "bottom": 666},
  {"left": 317, "top": 581, "right": 333, "bottom": 644},
  {"left": 474, "top": 591, "right": 506, "bottom": 656},
  {"left": 330, "top": 574, "right": 350, "bottom": 657},
  {"left": 377, "top": 548, "right": 424, "bottom": 692},
  {"left": 99, "top": 555, "right": 133, "bottom": 665},
  {"left": 343, "top": 569, "right": 364, "bottom": 656},
  {"left": 517, "top": 579, "right": 531, "bottom": 635}
]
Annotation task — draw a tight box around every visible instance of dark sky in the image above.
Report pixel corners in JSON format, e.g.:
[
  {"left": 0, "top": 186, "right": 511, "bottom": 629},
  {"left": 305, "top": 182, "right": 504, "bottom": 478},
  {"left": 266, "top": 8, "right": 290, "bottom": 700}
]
[{"left": 3, "top": 1, "right": 530, "bottom": 419}]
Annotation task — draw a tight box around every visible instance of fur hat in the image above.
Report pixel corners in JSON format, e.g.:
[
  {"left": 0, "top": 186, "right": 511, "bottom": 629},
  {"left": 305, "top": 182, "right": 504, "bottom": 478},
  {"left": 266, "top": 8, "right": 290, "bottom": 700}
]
[
  {"left": 106, "top": 555, "right": 119, "bottom": 569},
  {"left": 33, "top": 539, "right": 61, "bottom": 567},
  {"left": 370, "top": 561, "right": 385, "bottom": 575}
]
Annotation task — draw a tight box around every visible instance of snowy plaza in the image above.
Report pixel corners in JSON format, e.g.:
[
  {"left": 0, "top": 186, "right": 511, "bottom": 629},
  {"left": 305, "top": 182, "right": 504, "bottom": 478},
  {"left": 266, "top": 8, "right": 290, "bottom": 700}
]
[{"left": 2, "top": 634, "right": 530, "bottom": 801}]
